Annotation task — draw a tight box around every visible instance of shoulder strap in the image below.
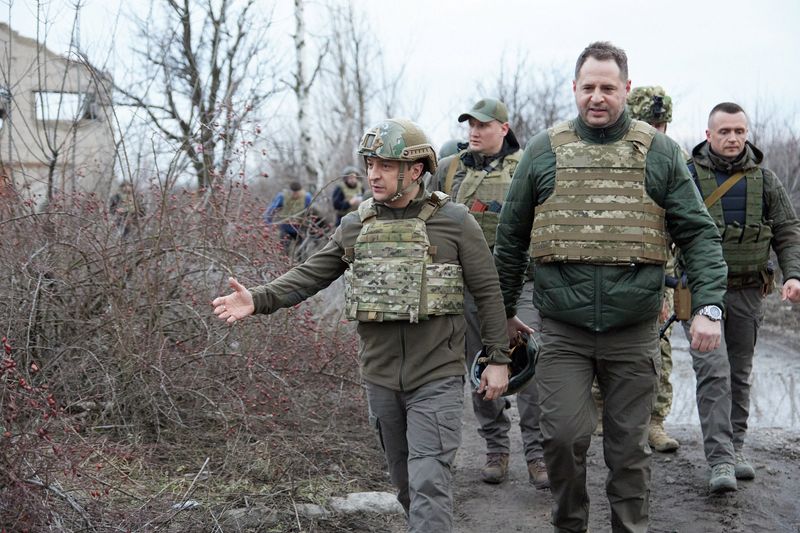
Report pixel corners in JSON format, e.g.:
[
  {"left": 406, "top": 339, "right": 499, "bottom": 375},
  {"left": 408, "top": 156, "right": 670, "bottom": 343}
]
[
  {"left": 704, "top": 171, "right": 747, "bottom": 209},
  {"left": 548, "top": 120, "right": 579, "bottom": 149},
  {"left": 625, "top": 119, "right": 657, "bottom": 150},
  {"left": 443, "top": 152, "right": 464, "bottom": 194},
  {"left": 357, "top": 198, "right": 378, "bottom": 222},
  {"left": 418, "top": 191, "right": 450, "bottom": 222}
]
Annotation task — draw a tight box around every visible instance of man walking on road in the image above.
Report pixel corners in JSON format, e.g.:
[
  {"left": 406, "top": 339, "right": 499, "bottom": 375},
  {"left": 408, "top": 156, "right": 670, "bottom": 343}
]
[
  {"left": 494, "top": 42, "right": 728, "bottom": 532},
  {"left": 685, "top": 102, "right": 800, "bottom": 487},
  {"left": 430, "top": 98, "right": 548, "bottom": 489},
  {"left": 213, "top": 118, "right": 511, "bottom": 532}
]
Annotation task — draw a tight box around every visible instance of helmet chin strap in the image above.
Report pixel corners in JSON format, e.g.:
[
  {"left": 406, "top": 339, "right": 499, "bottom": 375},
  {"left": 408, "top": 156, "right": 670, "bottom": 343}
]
[{"left": 388, "top": 161, "right": 412, "bottom": 203}]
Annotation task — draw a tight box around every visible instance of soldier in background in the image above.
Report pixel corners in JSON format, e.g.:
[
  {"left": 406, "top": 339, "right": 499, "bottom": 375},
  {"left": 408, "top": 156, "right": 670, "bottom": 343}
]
[
  {"left": 214, "top": 118, "right": 511, "bottom": 532},
  {"left": 263, "top": 181, "right": 312, "bottom": 247},
  {"left": 331, "top": 166, "right": 364, "bottom": 226},
  {"left": 683, "top": 102, "right": 800, "bottom": 490},
  {"left": 494, "top": 42, "right": 727, "bottom": 530},
  {"left": 627, "top": 86, "right": 681, "bottom": 453},
  {"left": 430, "top": 98, "right": 549, "bottom": 489},
  {"left": 109, "top": 182, "right": 145, "bottom": 237}
]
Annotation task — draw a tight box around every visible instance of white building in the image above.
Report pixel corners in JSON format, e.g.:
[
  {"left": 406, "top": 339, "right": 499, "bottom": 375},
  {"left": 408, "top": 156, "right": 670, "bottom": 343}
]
[{"left": 0, "top": 22, "right": 115, "bottom": 206}]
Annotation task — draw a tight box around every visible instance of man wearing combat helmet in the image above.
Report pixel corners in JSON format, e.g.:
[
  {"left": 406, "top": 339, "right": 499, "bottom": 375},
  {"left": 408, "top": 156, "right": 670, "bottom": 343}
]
[
  {"left": 628, "top": 85, "right": 681, "bottom": 453},
  {"left": 494, "top": 42, "right": 727, "bottom": 531},
  {"left": 212, "top": 118, "right": 511, "bottom": 532}
]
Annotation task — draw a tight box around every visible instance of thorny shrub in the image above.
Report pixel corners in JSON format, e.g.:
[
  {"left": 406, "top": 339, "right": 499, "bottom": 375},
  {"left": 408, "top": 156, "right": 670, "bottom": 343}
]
[{"left": 0, "top": 184, "right": 387, "bottom": 531}]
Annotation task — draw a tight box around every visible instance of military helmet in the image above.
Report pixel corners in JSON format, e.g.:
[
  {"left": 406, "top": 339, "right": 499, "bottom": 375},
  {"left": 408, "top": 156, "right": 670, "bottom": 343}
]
[
  {"left": 357, "top": 118, "right": 438, "bottom": 175},
  {"left": 469, "top": 332, "right": 538, "bottom": 397},
  {"left": 438, "top": 139, "right": 467, "bottom": 160},
  {"left": 627, "top": 86, "right": 673, "bottom": 125}
]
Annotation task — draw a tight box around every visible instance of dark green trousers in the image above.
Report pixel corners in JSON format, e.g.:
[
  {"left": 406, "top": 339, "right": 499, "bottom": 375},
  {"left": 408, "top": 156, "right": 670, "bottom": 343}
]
[{"left": 538, "top": 317, "right": 659, "bottom": 533}]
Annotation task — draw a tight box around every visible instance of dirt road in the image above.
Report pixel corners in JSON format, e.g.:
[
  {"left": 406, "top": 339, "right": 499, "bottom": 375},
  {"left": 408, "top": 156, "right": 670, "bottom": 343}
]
[{"left": 450, "top": 328, "right": 800, "bottom": 533}]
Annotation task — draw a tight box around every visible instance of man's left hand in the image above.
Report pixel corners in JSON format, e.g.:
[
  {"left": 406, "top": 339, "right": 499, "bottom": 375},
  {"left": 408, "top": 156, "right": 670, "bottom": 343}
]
[
  {"left": 781, "top": 278, "right": 800, "bottom": 303},
  {"left": 479, "top": 364, "right": 509, "bottom": 400},
  {"left": 689, "top": 315, "right": 721, "bottom": 352}
]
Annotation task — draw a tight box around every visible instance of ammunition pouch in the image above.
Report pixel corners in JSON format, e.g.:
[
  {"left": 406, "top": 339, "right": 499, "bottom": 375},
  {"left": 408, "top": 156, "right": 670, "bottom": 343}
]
[{"left": 673, "top": 277, "right": 692, "bottom": 321}]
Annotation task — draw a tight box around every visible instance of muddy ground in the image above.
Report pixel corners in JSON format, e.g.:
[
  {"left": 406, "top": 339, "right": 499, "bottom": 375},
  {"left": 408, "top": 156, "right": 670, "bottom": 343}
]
[{"left": 376, "top": 304, "right": 800, "bottom": 533}]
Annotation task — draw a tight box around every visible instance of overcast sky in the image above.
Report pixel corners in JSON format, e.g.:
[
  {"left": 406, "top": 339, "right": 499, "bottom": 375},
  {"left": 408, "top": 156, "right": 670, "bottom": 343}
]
[{"left": 6, "top": 0, "right": 800, "bottom": 151}]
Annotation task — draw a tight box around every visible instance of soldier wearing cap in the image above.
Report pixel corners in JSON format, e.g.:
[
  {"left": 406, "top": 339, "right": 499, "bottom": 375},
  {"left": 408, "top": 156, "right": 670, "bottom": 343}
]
[
  {"left": 430, "top": 98, "right": 549, "bottom": 488},
  {"left": 494, "top": 42, "right": 727, "bottom": 531},
  {"left": 213, "top": 118, "right": 511, "bottom": 532}
]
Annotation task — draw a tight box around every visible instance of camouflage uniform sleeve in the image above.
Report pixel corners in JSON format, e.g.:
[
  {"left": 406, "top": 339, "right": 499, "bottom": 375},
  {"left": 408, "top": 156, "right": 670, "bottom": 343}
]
[
  {"left": 494, "top": 132, "right": 553, "bottom": 317},
  {"left": 250, "top": 227, "right": 349, "bottom": 314},
  {"left": 763, "top": 168, "right": 800, "bottom": 281},
  {"left": 647, "top": 134, "right": 727, "bottom": 311},
  {"left": 456, "top": 206, "right": 511, "bottom": 364}
]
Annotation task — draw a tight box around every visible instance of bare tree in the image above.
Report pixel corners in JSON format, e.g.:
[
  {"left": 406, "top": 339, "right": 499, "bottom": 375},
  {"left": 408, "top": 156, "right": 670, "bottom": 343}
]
[
  {"left": 479, "top": 53, "right": 572, "bottom": 145},
  {"left": 288, "top": 0, "right": 328, "bottom": 193},
  {"left": 118, "top": 0, "right": 280, "bottom": 192}
]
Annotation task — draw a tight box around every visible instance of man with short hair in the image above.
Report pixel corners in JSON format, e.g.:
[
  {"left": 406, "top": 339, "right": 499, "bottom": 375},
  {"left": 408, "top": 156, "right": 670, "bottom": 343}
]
[
  {"left": 214, "top": 118, "right": 511, "bottom": 532},
  {"left": 686, "top": 102, "right": 800, "bottom": 485},
  {"left": 331, "top": 166, "right": 364, "bottom": 226},
  {"left": 431, "top": 98, "right": 549, "bottom": 488},
  {"left": 494, "top": 42, "right": 728, "bottom": 531}
]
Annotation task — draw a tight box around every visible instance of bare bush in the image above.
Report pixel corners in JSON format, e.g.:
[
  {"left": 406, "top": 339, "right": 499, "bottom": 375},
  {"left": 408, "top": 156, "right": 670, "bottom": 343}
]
[{"left": 0, "top": 181, "right": 381, "bottom": 530}]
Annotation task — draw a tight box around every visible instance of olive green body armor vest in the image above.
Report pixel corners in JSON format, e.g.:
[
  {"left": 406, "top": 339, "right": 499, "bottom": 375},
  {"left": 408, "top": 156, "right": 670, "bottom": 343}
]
[
  {"left": 343, "top": 192, "right": 465, "bottom": 323},
  {"left": 695, "top": 165, "right": 772, "bottom": 276},
  {"left": 281, "top": 189, "right": 307, "bottom": 221},
  {"left": 336, "top": 183, "right": 364, "bottom": 216},
  {"left": 531, "top": 120, "right": 668, "bottom": 265},
  {"left": 448, "top": 150, "right": 521, "bottom": 247}
]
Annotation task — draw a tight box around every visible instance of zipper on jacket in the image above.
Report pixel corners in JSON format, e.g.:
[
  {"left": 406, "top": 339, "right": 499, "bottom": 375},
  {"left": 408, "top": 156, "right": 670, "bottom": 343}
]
[
  {"left": 399, "top": 324, "right": 406, "bottom": 391},
  {"left": 594, "top": 266, "right": 602, "bottom": 331}
]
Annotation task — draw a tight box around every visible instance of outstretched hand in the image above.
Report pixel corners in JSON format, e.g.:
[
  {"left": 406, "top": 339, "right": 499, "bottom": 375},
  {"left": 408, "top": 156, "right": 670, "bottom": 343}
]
[{"left": 212, "top": 277, "right": 255, "bottom": 324}]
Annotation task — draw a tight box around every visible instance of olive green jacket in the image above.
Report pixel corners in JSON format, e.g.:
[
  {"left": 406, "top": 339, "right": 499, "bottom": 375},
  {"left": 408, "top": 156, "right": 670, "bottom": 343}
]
[
  {"left": 494, "top": 112, "right": 728, "bottom": 332},
  {"left": 691, "top": 141, "right": 800, "bottom": 283},
  {"left": 251, "top": 184, "right": 511, "bottom": 391}
]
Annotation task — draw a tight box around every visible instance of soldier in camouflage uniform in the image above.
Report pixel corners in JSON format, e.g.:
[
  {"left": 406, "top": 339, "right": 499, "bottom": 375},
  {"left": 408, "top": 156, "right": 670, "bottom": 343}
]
[
  {"left": 430, "top": 98, "right": 548, "bottom": 489},
  {"left": 213, "top": 118, "right": 512, "bottom": 533},
  {"left": 683, "top": 102, "right": 800, "bottom": 488},
  {"left": 494, "top": 42, "right": 727, "bottom": 531},
  {"left": 627, "top": 86, "right": 680, "bottom": 452},
  {"left": 332, "top": 165, "right": 364, "bottom": 226}
]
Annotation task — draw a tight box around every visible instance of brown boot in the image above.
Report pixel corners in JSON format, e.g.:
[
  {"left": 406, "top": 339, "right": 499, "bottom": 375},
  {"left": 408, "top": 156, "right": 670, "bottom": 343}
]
[
  {"left": 649, "top": 417, "right": 679, "bottom": 452},
  {"left": 480, "top": 453, "right": 509, "bottom": 484},
  {"left": 527, "top": 459, "right": 550, "bottom": 490}
]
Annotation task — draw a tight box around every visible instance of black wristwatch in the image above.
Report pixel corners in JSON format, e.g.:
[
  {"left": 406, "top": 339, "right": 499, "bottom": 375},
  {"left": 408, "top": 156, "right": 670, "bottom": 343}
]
[{"left": 696, "top": 305, "right": 723, "bottom": 321}]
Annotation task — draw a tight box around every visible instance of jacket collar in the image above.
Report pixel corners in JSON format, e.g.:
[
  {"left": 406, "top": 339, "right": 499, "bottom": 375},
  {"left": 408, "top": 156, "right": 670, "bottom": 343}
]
[{"left": 573, "top": 110, "right": 631, "bottom": 144}]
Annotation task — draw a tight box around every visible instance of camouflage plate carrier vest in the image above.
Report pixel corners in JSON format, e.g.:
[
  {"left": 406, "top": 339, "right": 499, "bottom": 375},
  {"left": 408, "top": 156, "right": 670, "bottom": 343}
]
[
  {"left": 448, "top": 150, "right": 522, "bottom": 247},
  {"left": 695, "top": 165, "right": 772, "bottom": 276},
  {"left": 337, "top": 183, "right": 364, "bottom": 217},
  {"left": 531, "top": 120, "right": 668, "bottom": 265},
  {"left": 282, "top": 189, "right": 307, "bottom": 222},
  {"left": 343, "top": 192, "right": 464, "bottom": 323}
]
